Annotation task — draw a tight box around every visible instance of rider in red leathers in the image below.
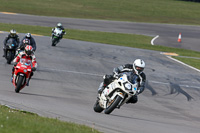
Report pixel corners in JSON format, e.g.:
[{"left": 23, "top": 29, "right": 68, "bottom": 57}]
[{"left": 12, "top": 45, "right": 37, "bottom": 86}]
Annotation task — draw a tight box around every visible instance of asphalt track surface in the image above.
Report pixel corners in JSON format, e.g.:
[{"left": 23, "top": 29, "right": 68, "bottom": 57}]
[
  {"left": 0, "top": 12, "right": 200, "bottom": 52},
  {"left": 0, "top": 13, "right": 200, "bottom": 133}
]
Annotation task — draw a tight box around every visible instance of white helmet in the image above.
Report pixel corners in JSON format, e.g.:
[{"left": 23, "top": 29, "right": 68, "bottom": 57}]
[
  {"left": 133, "top": 59, "right": 145, "bottom": 74},
  {"left": 10, "top": 29, "right": 17, "bottom": 37},
  {"left": 57, "top": 23, "right": 62, "bottom": 27}
]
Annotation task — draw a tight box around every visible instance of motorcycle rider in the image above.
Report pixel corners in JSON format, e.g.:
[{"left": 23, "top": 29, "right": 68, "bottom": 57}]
[
  {"left": 11, "top": 45, "right": 37, "bottom": 86},
  {"left": 98, "top": 59, "right": 146, "bottom": 104},
  {"left": 18, "top": 38, "right": 31, "bottom": 51},
  {"left": 52, "top": 23, "right": 66, "bottom": 39},
  {"left": 3, "top": 29, "right": 20, "bottom": 57},
  {"left": 19, "top": 33, "right": 36, "bottom": 52}
]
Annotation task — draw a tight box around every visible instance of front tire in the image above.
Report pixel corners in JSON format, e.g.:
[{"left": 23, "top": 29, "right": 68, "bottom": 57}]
[
  {"left": 93, "top": 99, "right": 104, "bottom": 113},
  {"left": 6, "top": 51, "right": 12, "bottom": 64},
  {"left": 15, "top": 75, "right": 24, "bottom": 93},
  {"left": 52, "top": 38, "right": 57, "bottom": 46},
  {"left": 104, "top": 95, "right": 122, "bottom": 114}
]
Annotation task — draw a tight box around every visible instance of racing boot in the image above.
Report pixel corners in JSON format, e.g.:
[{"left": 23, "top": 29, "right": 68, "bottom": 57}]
[
  {"left": 98, "top": 82, "right": 107, "bottom": 94},
  {"left": 98, "top": 75, "right": 112, "bottom": 94},
  {"left": 27, "top": 72, "right": 34, "bottom": 86},
  {"left": 11, "top": 77, "right": 13, "bottom": 83},
  {"left": 26, "top": 78, "right": 30, "bottom": 86},
  {"left": 11, "top": 69, "right": 14, "bottom": 83},
  {"left": 126, "top": 95, "right": 138, "bottom": 104}
]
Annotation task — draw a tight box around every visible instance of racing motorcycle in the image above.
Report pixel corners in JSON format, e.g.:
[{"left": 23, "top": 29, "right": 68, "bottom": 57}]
[
  {"left": 51, "top": 28, "right": 63, "bottom": 46},
  {"left": 5, "top": 38, "right": 18, "bottom": 64},
  {"left": 12, "top": 58, "right": 32, "bottom": 93},
  {"left": 93, "top": 73, "right": 139, "bottom": 114}
]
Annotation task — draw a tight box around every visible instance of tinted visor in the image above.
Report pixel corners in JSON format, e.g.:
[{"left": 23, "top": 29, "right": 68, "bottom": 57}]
[
  {"left": 26, "top": 50, "right": 32, "bottom": 55},
  {"left": 10, "top": 33, "right": 16, "bottom": 37},
  {"left": 135, "top": 66, "right": 144, "bottom": 73}
]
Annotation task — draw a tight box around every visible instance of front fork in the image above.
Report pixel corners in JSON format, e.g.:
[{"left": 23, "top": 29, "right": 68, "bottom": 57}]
[
  {"left": 100, "top": 91, "right": 124, "bottom": 109},
  {"left": 13, "top": 73, "right": 27, "bottom": 86}
]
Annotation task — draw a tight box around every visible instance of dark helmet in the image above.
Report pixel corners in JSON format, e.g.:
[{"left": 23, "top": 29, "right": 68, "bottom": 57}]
[
  {"left": 10, "top": 29, "right": 17, "bottom": 37},
  {"left": 25, "top": 33, "right": 31, "bottom": 39},
  {"left": 25, "top": 45, "right": 33, "bottom": 56}
]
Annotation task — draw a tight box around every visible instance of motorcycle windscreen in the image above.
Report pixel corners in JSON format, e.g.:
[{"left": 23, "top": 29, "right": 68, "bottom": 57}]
[
  {"left": 121, "top": 72, "right": 139, "bottom": 84},
  {"left": 6, "top": 39, "right": 17, "bottom": 48},
  {"left": 20, "top": 58, "right": 32, "bottom": 66}
]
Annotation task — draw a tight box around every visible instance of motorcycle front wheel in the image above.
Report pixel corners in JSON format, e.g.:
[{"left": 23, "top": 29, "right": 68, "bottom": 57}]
[
  {"left": 104, "top": 95, "right": 122, "bottom": 114},
  {"left": 6, "top": 50, "right": 15, "bottom": 64},
  {"left": 6, "top": 50, "right": 12, "bottom": 64},
  {"left": 15, "top": 75, "right": 24, "bottom": 93},
  {"left": 52, "top": 38, "right": 58, "bottom": 46}
]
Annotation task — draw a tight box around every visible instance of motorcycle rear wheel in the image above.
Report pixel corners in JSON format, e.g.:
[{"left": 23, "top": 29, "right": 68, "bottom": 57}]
[
  {"left": 104, "top": 95, "right": 122, "bottom": 114},
  {"left": 15, "top": 75, "right": 24, "bottom": 93},
  {"left": 93, "top": 99, "right": 104, "bottom": 113}
]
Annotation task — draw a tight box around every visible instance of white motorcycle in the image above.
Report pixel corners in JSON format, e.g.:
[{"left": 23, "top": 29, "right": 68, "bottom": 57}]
[
  {"left": 94, "top": 73, "right": 139, "bottom": 114},
  {"left": 51, "top": 28, "right": 63, "bottom": 46}
]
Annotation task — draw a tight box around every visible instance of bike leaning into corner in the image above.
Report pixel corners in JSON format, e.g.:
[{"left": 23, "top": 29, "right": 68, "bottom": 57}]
[
  {"left": 94, "top": 73, "right": 140, "bottom": 114},
  {"left": 51, "top": 23, "right": 66, "bottom": 46},
  {"left": 51, "top": 28, "right": 63, "bottom": 46}
]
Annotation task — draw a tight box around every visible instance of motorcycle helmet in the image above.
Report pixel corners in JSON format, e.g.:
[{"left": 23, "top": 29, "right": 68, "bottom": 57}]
[
  {"left": 23, "top": 38, "right": 30, "bottom": 46},
  {"left": 133, "top": 59, "right": 145, "bottom": 74},
  {"left": 25, "top": 33, "right": 31, "bottom": 39},
  {"left": 10, "top": 29, "right": 17, "bottom": 37},
  {"left": 25, "top": 45, "right": 33, "bottom": 56},
  {"left": 57, "top": 23, "right": 62, "bottom": 28}
]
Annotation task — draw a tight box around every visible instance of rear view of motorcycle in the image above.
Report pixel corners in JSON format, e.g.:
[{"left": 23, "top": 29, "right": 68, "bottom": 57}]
[
  {"left": 12, "top": 58, "right": 33, "bottom": 93},
  {"left": 5, "top": 38, "right": 18, "bottom": 64},
  {"left": 93, "top": 74, "right": 139, "bottom": 114},
  {"left": 51, "top": 28, "right": 63, "bottom": 46}
]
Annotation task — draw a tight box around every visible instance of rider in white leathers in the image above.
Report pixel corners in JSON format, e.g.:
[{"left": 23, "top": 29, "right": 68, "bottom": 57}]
[{"left": 98, "top": 59, "right": 146, "bottom": 104}]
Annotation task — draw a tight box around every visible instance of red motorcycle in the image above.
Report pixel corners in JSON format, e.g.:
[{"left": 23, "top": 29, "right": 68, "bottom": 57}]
[{"left": 12, "top": 58, "right": 32, "bottom": 93}]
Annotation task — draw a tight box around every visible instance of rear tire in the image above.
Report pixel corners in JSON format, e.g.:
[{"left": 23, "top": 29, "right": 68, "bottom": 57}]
[
  {"left": 15, "top": 75, "right": 24, "bottom": 93},
  {"left": 104, "top": 96, "right": 122, "bottom": 114},
  {"left": 93, "top": 99, "right": 104, "bottom": 113}
]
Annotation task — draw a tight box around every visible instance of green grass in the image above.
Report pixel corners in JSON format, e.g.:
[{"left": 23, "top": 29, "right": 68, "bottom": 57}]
[
  {"left": 1, "top": 0, "right": 200, "bottom": 25},
  {"left": 1, "top": 23, "right": 200, "bottom": 58},
  {"left": 1, "top": 22, "right": 200, "bottom": 70},
  {"left": 0, "top": 1, "right": 200, "bottom": 131},
  {"left": 173, "top": 56, "right": 200, "bottom": 69},
  {"left": 0, "top": 105, "right": 100, "bottom": 133}
]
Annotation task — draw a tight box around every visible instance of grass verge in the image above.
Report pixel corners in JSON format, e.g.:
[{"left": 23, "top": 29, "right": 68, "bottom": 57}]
[
  {"left": 1, "top": 0, "right": 200, "bottom": 25},
  {"left": 1, "top": 22, "right": 200, "bottom": 69},
  {"left": 1, "top": 23, "right": 200, "bottom": 57},
  {"left": 0, "top": 105, "right": 100, "bottom": 133},
  {"left": 173, "top": 56, "right": 200, "bottom": 70}
]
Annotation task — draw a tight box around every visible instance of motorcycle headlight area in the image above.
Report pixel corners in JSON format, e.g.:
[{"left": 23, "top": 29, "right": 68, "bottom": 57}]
[
  {"left": 124, "top": 83, "right": 132, "bottom": 90},
  {"left": 23, "top": 69, "right": 27, "bottom": 73}
]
